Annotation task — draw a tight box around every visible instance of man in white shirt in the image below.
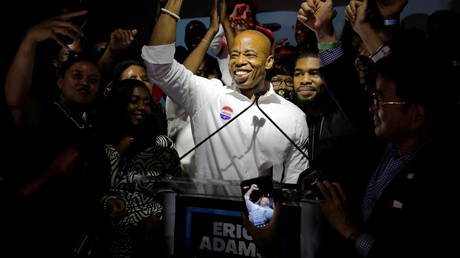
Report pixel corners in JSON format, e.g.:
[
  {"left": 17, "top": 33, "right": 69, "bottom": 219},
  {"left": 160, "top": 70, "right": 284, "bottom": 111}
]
[{"left": 142, "top": 0, "right": 309, "bottom": 183}]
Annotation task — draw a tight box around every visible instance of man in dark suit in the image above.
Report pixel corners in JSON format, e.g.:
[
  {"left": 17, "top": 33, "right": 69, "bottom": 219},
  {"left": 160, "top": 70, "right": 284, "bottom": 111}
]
[{"left": 297, "top": 0, "right": 459, "bottom": 257}]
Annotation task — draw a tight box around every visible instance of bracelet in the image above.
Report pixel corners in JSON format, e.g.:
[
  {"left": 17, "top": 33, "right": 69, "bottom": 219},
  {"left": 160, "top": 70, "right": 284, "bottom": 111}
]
[
  {"left": 318, "top": 41, "right": 341, "bottom": 50},
  {"left": 201, "top": 38, "right": 210, "bottom": 44},
  {"left": 161, "top": 8, "right": 180, "bottom": 21},
  {"left": 384, "top": 19, "right": 399, "bottom": 26},
  {"left": 370, "top": 45, "right": 392, "bottom": 63},
  {"left": 370, "top": 44, "right": 385, "bottom": 56}
]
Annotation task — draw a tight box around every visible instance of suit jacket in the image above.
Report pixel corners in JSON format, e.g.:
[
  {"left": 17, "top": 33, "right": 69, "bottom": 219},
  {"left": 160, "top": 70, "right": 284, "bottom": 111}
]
[
  {"left": 317, "top": 49, "right": 459, "bottom": 257},
  {"left": 364, "top": 135, "right": 459, "bottom": 258}
]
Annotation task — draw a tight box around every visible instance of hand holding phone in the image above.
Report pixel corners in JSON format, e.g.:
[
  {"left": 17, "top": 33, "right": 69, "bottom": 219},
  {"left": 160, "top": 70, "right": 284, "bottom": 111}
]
[
  {"left": 57, "top": 3, "right": 89, "bottom": 46},
  {"left": 297, "top": 168, "right": 326, "bottom": 203}
]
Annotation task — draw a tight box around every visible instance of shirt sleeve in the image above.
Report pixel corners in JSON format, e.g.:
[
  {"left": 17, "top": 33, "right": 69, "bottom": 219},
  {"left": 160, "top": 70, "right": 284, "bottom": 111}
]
[
  {"left": 244, "top": 195, "right": 257, "bottom": 212},
  {"left": 318, "top": 45, "right": 345, "bottom": 67},
  {"left": 142, "top": 43, "right": 223, "bottom": 117},
  {"left": 282, "top": 111, "right": 310, "bottom": 184}
]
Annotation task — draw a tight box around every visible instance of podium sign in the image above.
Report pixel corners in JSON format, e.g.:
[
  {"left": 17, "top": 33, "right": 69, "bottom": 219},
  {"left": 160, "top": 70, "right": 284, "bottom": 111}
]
[
  {"left": 174, "top": 195, "right": 300, "bottom": 258},
  {"left": 175, "top": 195, "right": 260, "bottom": 257}
]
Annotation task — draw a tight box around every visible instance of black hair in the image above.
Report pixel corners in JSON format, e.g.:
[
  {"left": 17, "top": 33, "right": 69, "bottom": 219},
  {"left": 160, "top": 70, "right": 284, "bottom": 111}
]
[
  {"left": 268, "top": 47, "right": 297, "bottom": 79},
  {"left": 112, "top": 59, "right": 145, "bottom": 81},
  {"left": 57, "top": 51, "right": 100, "bottom": 77},
  {"left": 184, "top": 20, "right": 207, "bottom": 50},
  {"left": 95, "top": 79, "right": 166, "bottom": 150},
  {"left": 198, "top": 54, "right": 222, "bottom": 80},
  {"left": 375, "top": 44, "right": 458, "bottom": 114},
  {"left": 296, "top": 49, "right": 319, "bottom": 61}
]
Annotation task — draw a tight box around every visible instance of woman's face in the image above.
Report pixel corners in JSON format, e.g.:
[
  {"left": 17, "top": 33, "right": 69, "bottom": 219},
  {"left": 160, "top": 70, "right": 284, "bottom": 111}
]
[
  {"left": 58, "top": 60, "right": 101, "bottom": 105},
  {"left": 126, "top": 86, "right": 152, "bottom": 126}
]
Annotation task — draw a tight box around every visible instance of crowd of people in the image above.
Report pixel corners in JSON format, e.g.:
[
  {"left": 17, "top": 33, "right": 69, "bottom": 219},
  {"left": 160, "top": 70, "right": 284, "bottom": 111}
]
[{"left": 1, "top": 0, "right": 459, "bottom": 257}]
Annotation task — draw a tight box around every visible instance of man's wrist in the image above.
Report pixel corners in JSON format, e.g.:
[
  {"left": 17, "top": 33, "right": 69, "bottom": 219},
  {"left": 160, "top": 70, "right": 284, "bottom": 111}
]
[
  {"left": 316, "top": 33, "right": 337, "bottom": 44},
  {"left": 315, "top": 24, "right": 336, "bottom": 43}
]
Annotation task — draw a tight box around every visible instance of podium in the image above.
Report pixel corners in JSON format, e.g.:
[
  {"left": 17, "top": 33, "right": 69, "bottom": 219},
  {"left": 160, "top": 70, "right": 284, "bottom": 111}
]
[{"left": 159, "top": 177, "right": 323, "bottom": 258}]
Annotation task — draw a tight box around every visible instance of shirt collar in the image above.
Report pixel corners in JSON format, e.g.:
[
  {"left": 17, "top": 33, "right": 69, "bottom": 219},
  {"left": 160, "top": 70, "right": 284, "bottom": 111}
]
[{"left": 230, "top": 81, "right": 277, "bottom": 102}]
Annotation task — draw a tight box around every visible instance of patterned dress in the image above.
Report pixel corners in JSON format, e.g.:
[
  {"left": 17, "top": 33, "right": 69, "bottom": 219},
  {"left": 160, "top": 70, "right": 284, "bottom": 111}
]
[{"left": 101, "top": 135, "right": 181, "bottom": 258}]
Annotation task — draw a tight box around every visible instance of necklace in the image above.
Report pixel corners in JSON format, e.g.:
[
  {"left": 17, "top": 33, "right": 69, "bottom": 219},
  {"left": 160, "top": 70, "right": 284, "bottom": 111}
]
[{"left": 53, "top": 101, "right": 87, "bottom": 129}]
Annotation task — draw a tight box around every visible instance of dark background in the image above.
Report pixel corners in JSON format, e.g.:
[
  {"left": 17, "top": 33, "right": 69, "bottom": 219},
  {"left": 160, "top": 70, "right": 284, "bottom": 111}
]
[{"left": 1, "top": 0, "right": 349, "bottom": 76}]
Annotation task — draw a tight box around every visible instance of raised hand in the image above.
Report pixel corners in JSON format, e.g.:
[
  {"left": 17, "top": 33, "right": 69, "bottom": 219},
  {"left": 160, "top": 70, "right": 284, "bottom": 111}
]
[
  {"left": 297, "top": 0, "right": 336, "bottom": 36},
  {"left": 210, "top": 0, "right": 220, "bottom": 32},
  {"left": 107, "top": 28, "right": 138, "bottom": 54},
  {"left": 26, "top": 10, "right": 87, "bottom": 49},
  {"left": 272, "top": 37, "right": 289, "bottom": 53},
  {"left": 376, "top": 0, "right": 408, "bottom": 20},
  {"left": 345, "top": 0, "right": 386, "bottom": 55},
  {"left": 218, "top": 0, "right": 229, "bottom": 24},
  {"left": 345, "top": 0, "right": 368, "bottom": 34}
]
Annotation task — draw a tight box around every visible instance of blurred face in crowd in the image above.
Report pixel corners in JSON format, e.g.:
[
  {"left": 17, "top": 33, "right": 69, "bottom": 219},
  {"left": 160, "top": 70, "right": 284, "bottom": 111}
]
[
  {"left": 127, "top": 85, "right": 152, "bottom": 126},
  {"left": 271, "top": 75, "right": 294, "bottom": 91},
  {"left": 185, "top": 21, "right": 207, "bottom": 50},
  {"left": 293, "top": 56, "right": 323, "bottom": 103},
  {"left": 229, "top": 30, "right": 273, "bottom": 96},
  {"left": 229, "top": 3, "right": 255, "bottom": 34},
  {"left": 58, "top": 60, "right": 101, "bottom": 105},
  {"left": 197, "top": 60, "right": 220, "bottom": 80},
  {"left": 271, "top": 74, "right": 294, "bottom": 101},
  {"left": 370, "top": 75, "right": 414, "bottom": 140},
  {"left": 120, "top": 65, "right": 153, "bottom": 93}
]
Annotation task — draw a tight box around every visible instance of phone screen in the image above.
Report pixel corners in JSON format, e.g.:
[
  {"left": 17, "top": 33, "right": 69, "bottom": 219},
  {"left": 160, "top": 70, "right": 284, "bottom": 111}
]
[{"left": 240, "top": 176, "right": 275, "bottom": 228}]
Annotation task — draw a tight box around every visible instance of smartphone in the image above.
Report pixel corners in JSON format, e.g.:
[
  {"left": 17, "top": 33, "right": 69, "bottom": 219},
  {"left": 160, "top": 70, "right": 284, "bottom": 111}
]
[
  {"left": 240, "top": 176, "right": 276, "bottom": 228},
  {"left": 58, "top": 2, "right": 89, "bottom": 46},
  {"left": 297, "top": 167, "right": 325, "bottom": 202}
]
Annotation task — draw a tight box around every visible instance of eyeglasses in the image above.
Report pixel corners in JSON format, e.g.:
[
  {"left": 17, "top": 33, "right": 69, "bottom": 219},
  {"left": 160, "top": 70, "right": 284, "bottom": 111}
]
[
  {"left": 271, "top": 78, "right": 294, "bottom": 87},
  {"left": 371, "top": 91, "right": 408, "bottom": 109}
]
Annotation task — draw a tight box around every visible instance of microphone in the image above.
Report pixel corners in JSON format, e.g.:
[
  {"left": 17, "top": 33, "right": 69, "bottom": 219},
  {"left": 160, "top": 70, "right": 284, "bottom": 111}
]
[
  {"left": 254, "top": 90, "right": 310, "bottom": 162},
  {"left": 254, "top": 90, "right": 323, "bottom": 197},
  {"left": 179, "top": 88, "right": 267, "bottom": 161}
]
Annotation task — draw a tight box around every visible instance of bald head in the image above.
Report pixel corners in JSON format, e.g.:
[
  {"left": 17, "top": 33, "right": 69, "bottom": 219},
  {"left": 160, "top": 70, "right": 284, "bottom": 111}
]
[{"left": 233, "top": 30, "right": 272, "bottom": 56}]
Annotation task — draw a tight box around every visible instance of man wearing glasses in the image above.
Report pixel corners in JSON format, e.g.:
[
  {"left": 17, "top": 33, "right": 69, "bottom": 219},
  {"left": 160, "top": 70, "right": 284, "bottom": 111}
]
[{"left": 295, "top": 0, "right": 460, "bottom": 257}]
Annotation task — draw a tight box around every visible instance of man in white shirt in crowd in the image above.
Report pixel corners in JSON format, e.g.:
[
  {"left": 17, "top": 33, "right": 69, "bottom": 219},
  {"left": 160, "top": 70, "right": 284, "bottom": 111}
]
[{"left": 142, "top": 0, "right": 309, "bottom": 183}]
